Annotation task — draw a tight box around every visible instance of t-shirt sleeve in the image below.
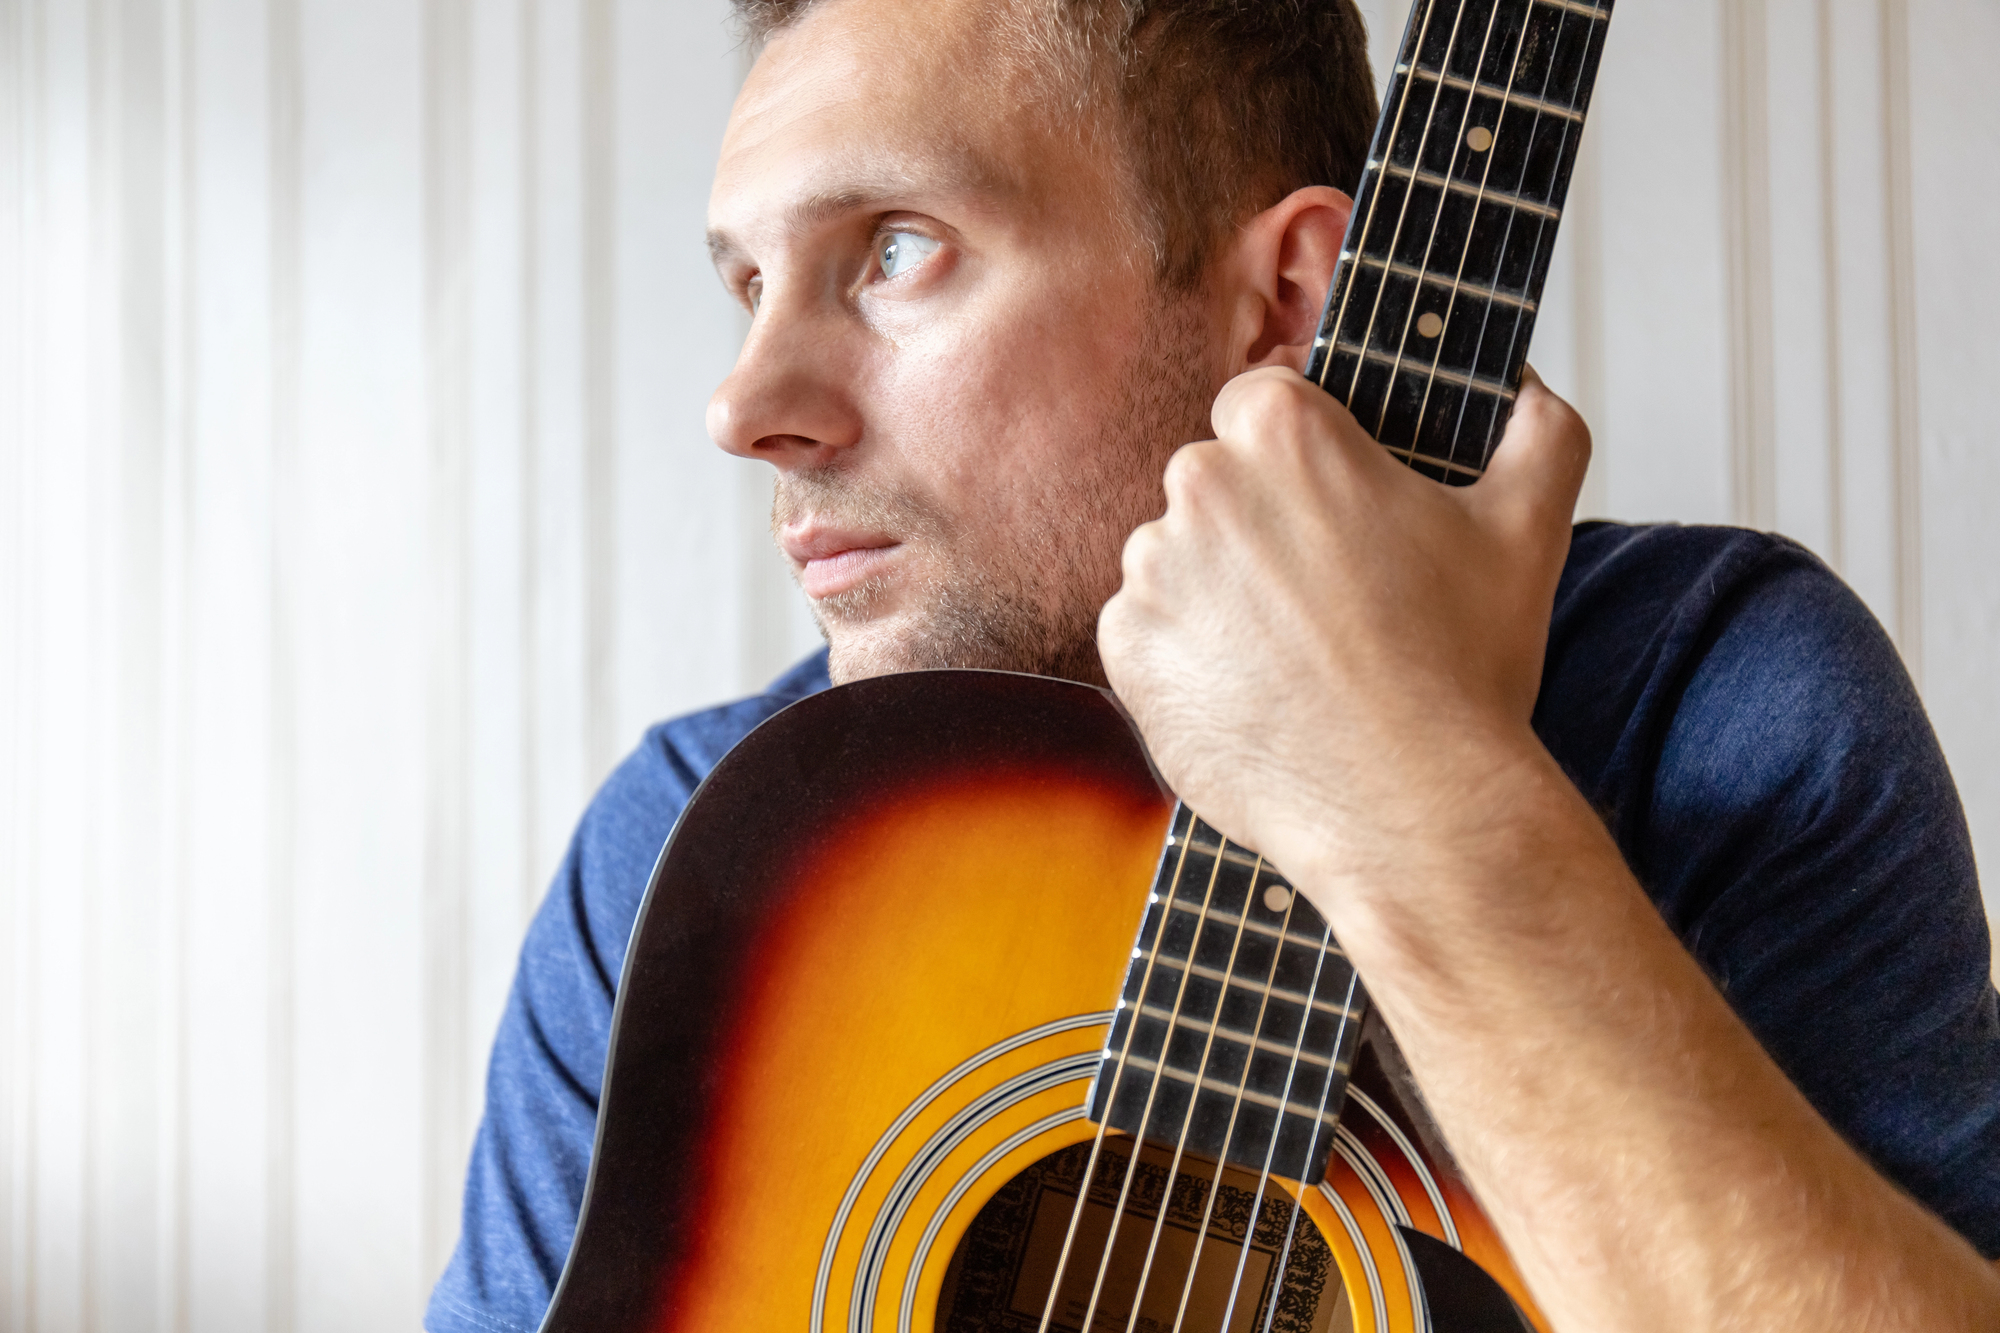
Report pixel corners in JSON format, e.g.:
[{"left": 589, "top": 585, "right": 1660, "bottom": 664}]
[
  {"left": 1636, "top": 544, "right": 2000, "bottom": 1254},
  {"left": 424, "top": 654, "right": 830, "bottom": 1333},
  {"left": 422, "top": 737, "right": 697, "bottom": 1333}
]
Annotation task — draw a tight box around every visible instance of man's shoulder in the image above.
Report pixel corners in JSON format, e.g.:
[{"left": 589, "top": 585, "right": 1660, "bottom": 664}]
[
  {"left": 1539, "top": 521, "right": 1872, "bottom": 794},
  {"left": 559, "top": 649, "right": 834, "bottom": 974},
  {"left": 1555, "top": 519, "right": 1824, "bottom": 621},
  {"left": 610, "top": 649, "right": 834, "bottom": 820}
]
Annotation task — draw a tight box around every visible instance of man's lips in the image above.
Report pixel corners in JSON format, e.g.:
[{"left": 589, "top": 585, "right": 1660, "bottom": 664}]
[{"left": 780, "top": 525, "right": 902, "bottom": 600}]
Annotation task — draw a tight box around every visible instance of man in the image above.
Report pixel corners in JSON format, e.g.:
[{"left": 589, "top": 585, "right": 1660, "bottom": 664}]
[{"left": 426, "top": 0, "right": 2000, "bottom": 1329}]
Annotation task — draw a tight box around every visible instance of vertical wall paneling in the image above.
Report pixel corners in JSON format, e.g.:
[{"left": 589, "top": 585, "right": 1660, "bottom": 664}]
[
  {"left": 1722, "top": 0, "right": 1776, "bottom": 531},
  {"left": 32, "top": 2, "right": 91, "bottom": 1328},
  {"left": 421, "top": 0, "right": 472, "bottom": 1294},
  {"left": 1878, "top": 0, "right": 1921, "bottom": 679},
  {"left": 263, "top": 0, "right": 298, "bottom": 1323},
  {"left": 87, "top": 0, "right": 170, "bottom": 1326},
  {"left": 1763, "top": 0, "right": 1842, "bottom": 566},
  {"left": 156, "top": 0, "right": 190, "bottom": 1322},
  {"left": 1905, "top": 0, "right": 2000, "bottom": 952},
  {"left": 1, "top": 0, "right": 36, "bottom": 1323},
  {"left": 462, "top": 0, "right": 535, "bottom": 1146},
  {"left": 581, "top": 0, "right": 615, "bottom": 784},
  {"left": 183, "top": 0, "right": 276, "bottom": 1326}
]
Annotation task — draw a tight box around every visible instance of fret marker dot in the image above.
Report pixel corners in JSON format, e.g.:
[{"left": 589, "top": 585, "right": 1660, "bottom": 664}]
[
  {"left": 1263, "top": 885, "right": 1294, "bottom": 912},
  {"left": 1467, "top": 126, "right": 1494, "bottom": 152},
  {"left": 1417, "top": 312, "right": 1445, "bottom": 339}
]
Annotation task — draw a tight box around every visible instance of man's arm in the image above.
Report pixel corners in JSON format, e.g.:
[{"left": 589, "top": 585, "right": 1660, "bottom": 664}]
[{"left": 1098, "top": 367, "right": 2000, "bottom": 1331}]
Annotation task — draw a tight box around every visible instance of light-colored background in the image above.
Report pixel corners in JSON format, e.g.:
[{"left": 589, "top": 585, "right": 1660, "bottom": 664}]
[{"left": 1, "top": 0, "right": 1993, "bottom": 1328}]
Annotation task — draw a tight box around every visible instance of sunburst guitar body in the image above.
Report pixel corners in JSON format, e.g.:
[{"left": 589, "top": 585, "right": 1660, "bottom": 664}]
[{"left": 540, "top": 673, "right": 1545, "bottom": 1333}]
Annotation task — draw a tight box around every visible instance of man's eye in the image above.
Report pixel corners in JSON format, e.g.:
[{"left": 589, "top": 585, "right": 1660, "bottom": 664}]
[
  {"left": 877, "top": 231, "right": 939, "bottom": 281},
  {"left": 745, "top": 275, "right": 762, "bottom": 314}
]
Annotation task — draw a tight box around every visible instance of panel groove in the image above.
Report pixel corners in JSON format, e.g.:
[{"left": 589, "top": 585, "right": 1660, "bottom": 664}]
[{"left": 264, "top": 0, "right": 301, "bottom": 1326}]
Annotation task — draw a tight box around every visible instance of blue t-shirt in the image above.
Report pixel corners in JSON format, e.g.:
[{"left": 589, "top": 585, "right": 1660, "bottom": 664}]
[{"left": 425, "top": 522, "right": 2000, "bottom": 1333}]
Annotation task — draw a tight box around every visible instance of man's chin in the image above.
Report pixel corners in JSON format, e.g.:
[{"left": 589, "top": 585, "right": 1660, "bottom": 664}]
[{"left": 819, "top": 606, "right": 1105, "bottom": 688}]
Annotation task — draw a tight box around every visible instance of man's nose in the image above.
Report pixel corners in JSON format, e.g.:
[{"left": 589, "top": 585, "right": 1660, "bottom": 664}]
[{"left": 707, "top": 294, "right": 863, "bottom": 467}]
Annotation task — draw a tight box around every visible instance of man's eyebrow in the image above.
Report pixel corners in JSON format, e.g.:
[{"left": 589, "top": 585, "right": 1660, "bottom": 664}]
[
  {"left": 705, "top": 152, "right": 1020, "bottom": 267},
  {"left": 706, "top": 189, "right": 885, "bottom": 268}
]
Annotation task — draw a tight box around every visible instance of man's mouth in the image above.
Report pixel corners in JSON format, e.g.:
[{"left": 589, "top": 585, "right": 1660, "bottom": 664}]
[{"left": 779, "top": 524, "right": 902, "bottom": 600}]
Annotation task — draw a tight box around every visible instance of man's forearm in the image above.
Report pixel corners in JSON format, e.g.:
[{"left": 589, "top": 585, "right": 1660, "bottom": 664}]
[{"left": 1289, "top": 730, "right": 2000, "bottom": 1333}]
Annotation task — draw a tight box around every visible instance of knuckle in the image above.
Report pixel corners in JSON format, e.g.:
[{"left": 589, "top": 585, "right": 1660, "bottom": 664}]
[
  {"left": 1120, "top": 519, "right": 1166, "bottom": 580},
  {"left": 1162, "top": 439, "right": 1222, "bottom": 502}
]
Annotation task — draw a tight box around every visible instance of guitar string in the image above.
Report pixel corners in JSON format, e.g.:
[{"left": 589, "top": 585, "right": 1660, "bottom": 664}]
[
  {"left": 1251, "top": 967, "right": 1364, "bottom": 1333},
  {"left": 1444, "top": 0, "right": 1593, "bottom": 466},
  {"left": 1111, "top": 852, "right": 1276, "bottom": 1333},
  {"left": 1315, "top": 0, "right": 1449, "bottom": 394},
  {"left": 1160, "top": 881, "right": 1325, "bottom": 1333},
  {"left": 1454, "top": 3, "right": 1604, "bottom": 462},
  {"left": 1365, "top": 0, "right": 1512, "bottom": 445},
  {"left": 1040, "top": 808, "right": 1224, "bottom": 1328},
  {"left": 1033, "top": 807, "right": 1198, "bottom": 1333},
  {"left": 1213, "top": 939, "right": 1360, "bottom": 1333},
  {"left": 1067, "top": 830, "right": 1235, "bottom": 1333},
  {"left": 1336, "top": 0, "right": 1472, "bottom": 409},
  {"left": 1394, "top": 0, "right": 1543, "bottom": 472}
]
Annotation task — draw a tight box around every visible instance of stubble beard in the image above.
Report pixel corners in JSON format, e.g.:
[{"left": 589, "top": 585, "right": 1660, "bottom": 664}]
[{"left": 772, "top": 291, "right": 1215, "bottom": 686}]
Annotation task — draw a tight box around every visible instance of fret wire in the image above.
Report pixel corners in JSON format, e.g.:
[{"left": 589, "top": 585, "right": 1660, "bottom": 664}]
[
  {"left": 1143, "top": 955, "right": 1360, "bottom": 1021},
  {"left": 1533, "top": 0, "right": 1609, "bottom": 20},
  {"left": 1340, "top": 249, "right": 1537, "bottom": 313},
  {"left": 1164, "top": 896, "right": 1347, "bottom": 957},
  {"left": 1369, "top": 157, "right": 1561, "bottom": 221},
  {"left": 1380, "top": 443, "right": 1486, "bottom": 479},
  {"left": 1131, "top": 1002, "right": 1344, "bottom": 1071},
  {"left": 1396, "top": 60, "right": 1583, "bottom": 124},
  {"left": 1108, "top": 1052, "right": 1348, "bottom": 1127},
  {"left": 1164, "top": 831, "right": 1265, "bottom": 873},
  {"left": 1329, "top": 339, "right": 1519, "bottom": 401}
]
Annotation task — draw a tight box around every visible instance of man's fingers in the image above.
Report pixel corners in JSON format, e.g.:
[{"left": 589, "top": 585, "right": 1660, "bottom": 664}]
[
  {"left": 1210, "top": 366, "right": 1372, "bottom": 467},
  {"left": 1480, "top": 366, "right": 1591, "bottom": 528}
]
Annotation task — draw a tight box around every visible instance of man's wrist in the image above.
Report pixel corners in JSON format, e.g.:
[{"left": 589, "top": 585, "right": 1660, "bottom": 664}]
[{"left": 1267, "top": 727, "right": 1614, "bottom": 962}]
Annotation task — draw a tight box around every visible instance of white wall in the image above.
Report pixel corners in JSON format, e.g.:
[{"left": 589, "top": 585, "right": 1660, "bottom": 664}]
[
  {"left": 1, "top": 1, "right": 817, "bottom": 1329},
  {"left": 1, "top": 1, "right": 1994, "bottom": 1330}
]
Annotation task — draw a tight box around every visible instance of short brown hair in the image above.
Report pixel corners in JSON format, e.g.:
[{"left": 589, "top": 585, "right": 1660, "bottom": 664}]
[{"left": 732, "top": 0, "right": 1379, "bottom": 290}]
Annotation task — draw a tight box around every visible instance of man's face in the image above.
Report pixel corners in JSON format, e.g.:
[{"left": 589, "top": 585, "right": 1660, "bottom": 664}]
[{"left": 705, "top": 0, "right": 1221, "bottom": 684}]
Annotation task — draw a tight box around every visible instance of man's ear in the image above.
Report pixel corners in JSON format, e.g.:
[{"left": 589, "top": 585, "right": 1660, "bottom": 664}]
[{"left": 1223, "top": 186, "right": 1353, "bottom": 375}]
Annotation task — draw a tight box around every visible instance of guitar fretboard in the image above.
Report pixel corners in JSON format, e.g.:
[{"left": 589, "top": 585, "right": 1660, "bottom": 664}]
[
  {"left": 1308, "top": 0, "right": 1614, "bottom": 483},
  {"left": 1088, "top": 807, "right": 1365, "bottom": 1187}
]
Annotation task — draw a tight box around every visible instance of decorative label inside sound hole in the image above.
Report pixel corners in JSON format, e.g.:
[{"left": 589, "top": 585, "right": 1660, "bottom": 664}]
[{"left": 937, "top": 1138, "right": 1349, "bottom": 1332}]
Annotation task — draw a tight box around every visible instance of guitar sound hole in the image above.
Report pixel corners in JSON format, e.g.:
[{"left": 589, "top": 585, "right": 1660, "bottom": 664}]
[{"left": 937, "top": 1138, "right": 1351, "bottom": 1333}]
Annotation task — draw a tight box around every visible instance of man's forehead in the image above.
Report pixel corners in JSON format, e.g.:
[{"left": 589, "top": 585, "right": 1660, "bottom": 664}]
[{"left": 708, "top": 0, "right": 1086, "bottom": 246}]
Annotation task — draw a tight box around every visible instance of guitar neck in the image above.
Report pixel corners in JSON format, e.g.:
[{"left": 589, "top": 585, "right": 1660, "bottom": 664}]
[{"left": 1307, "top": 0, "right": 1614, "bottom": 484}]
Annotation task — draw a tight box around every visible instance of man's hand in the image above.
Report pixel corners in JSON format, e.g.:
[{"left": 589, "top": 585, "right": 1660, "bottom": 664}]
[
  {"left": 1098, "top": 363, "right": 1589, "bottom": 893},
  {"left": 1097, "top": 367, "right": 2000, "bottom": 1332}
]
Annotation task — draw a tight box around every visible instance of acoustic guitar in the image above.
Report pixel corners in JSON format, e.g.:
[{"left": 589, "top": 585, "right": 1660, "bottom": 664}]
[{"left": 541, "top": 1, "right": 1613, "bottom": 1328}]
